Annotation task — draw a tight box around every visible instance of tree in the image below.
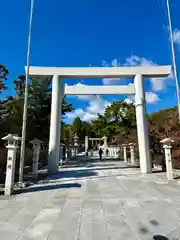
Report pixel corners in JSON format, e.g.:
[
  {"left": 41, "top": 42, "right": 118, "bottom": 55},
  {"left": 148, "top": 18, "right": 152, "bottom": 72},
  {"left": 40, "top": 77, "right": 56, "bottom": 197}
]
[
  {"left": 91, "top": 114, "right": 108, "bottom": 137},
  {"left": 0, "top": 64, "right": 9, "bottom": 141},
  {"left": 72, "top": 117, "right": 83, "bottom": 137},
  {"left": 1, "top": 75, "right": 73, "bottom": 144},
  {"left": 81, "top": 121, "right": 92, "bottom": 138},
  {"left": 91, "top": 101, "right": 136, "bottom": 142},
  {"left": 105, "top": 101, "right": 123, "bottom": 124},
  {"left": 61, "top": 124, "right": 73, "bottom": 144},
  {"left": 0, "top": 64, "right": 8, "bottom": 93}
]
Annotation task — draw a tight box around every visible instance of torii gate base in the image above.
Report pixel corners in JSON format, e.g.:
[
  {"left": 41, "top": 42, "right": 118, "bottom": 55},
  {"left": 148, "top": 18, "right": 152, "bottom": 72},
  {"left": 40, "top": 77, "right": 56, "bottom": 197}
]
[{"left": 27, "top": 65, "right": 171, "bottom": 175}]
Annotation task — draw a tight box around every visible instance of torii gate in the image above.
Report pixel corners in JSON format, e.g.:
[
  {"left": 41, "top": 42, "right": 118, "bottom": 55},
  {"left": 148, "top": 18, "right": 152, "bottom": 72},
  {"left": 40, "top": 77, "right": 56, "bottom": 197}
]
[
  {"left": 85, "top": 136, "right": 108, "bottom": 152},
  {"left": 27, "top": 65, "right": 171, "bottom": 174}
]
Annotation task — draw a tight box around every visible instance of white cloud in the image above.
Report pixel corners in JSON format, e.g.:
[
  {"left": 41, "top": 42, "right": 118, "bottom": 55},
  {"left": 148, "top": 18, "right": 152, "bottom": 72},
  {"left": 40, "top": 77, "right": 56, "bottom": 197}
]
[
  {"left": 111, "top": 58, "right": 120, "bottom": 67},
  {"left": 102, "top": 58, "right": 121, "bottom": 85},
  {"left": 101, "top": 56, "right": 170, "bottom": 90},
  {"left": 65, "top": 109, "right": 85, "bottom": 119},
  {"left": 125, "top": 55, "right": 173, "bottom": 91},
  {"left": 71, "top": 83, "right": 95, "bottom": 101},
  {"left": 124, "top": 98, "right": 133, "bottom": 104},
  {"left": 65, "top": 97, "right": 111, "bottom": 122},
  {"left": 102, "top": 77, "right": 121, "bottom": 85},
  {"left": 173, "top": 29, "right": 180, "bottom": 45},
  {"left": 145, "top": 92, "right": 160, "bottom": 104},
  {"left": 150, "top": 78, "right": 165, "bottom": 91},
  {"left": 87, "top": 97, "right": 110, "bottom": 114},
  {"left": 124, "top": 92, "right": 159, "bottom": 105},
  {"left": 77, "top": 95, "right": 94, "bottom": 101},
  {"left": 125, "top": 55, "right": 154, "bottom": 67}
]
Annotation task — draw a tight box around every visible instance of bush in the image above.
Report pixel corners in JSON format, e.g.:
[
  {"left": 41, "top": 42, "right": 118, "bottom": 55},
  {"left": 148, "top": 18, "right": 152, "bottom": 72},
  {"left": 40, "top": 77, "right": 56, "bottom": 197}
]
[
  {"left": 172, "top": 149, "right": 180, "bottom": 169},
  {"left": 39, "top": 148, "right": 48, "bottom": 167},
  {"left": 0, "top": 148, "right": 7, "bottom": 171}
]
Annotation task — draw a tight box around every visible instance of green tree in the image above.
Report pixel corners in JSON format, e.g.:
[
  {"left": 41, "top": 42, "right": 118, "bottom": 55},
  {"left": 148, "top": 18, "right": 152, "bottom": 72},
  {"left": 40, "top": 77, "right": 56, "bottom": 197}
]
[
  {"left": 1, "top": 75, "right": 73, "bottom": 144},
  {"left": 91, "top": 114, "right": 108, "bottom": 137},
  {"left": 81, "top": 121, "right": 92, "bottom": 137},
  {"left": 62, "top": 124, "right": 73, "bottom": 144},
  {"left": 72, "top": 117, "right": 83, "bottom": 137},
  {"left": 0, "top": 64, "right": 8, "bottom": 93},
  {"left": 92, "top": 101, "right": 136, "bottom": 141}
]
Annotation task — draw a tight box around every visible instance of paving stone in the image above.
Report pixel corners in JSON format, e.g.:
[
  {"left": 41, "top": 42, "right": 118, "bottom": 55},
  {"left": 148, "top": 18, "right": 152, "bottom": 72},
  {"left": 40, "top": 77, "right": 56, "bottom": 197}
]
[
  {"left": 81, "top": 200, "right": 103, "bottom": 223},
  {"left": 78, "top": 221, "right": 109, "bottom": 240},
  {"left": 0, "top": 229, "right": 21, "bottom": 240},
  {"left": 62, "top": 199, "right": 82, "bottom": 215},
  {"left": 19, "top": 208, "right": 60, "bottom": 240},
  {"left": 18, "top": 222, "right": 53, "bottom": 240},
  {"left": 0, "top": 205, "right": 22, "bottom": 223},
  {"left": 106, "top": 219, "right": 139, "bottom": 240},
  {"left": 168, "top": 226, "right": 180, "bottom": 239},
  {"left": 0, "top": 159, "right": 179, "bottom": 239},
  {"left": 1, "top": 213, "right": 35, "bottom": 232},
  {"left": 49, "top": 212, "right": 81, "bottom": 240}
]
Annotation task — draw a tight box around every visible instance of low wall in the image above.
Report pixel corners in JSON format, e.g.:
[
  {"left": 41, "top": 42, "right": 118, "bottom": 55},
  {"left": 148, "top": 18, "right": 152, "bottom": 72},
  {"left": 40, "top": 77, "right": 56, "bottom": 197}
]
[{"left": 107, "top": 146, "right": 120, "bottom": 158}]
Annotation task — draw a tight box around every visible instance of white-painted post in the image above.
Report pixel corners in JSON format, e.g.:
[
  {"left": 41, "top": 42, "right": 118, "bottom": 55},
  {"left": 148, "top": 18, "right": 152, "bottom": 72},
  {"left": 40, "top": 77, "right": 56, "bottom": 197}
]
[
  {"left": 30, "top": 138, "right": 43, "bottom": 180},
  {"left": 2, "top": 134, "right": 21, "bottom": 196},
  {"left": 73, "top": 134, "right": 79, "bottom": 157},
  {"left": 66, "top": 147, "right": 71, "bottom": 162},
  {"left": 103, "top": 136, "right": 108, "bottom": 157},
  {"left": 85, "top": 136, "right": 88, "bottom": 154},
  {"left": 129, "top": 143, "right": 136, "bottom": 165},
  {"left": 91, "top": 139, "right": 93, "bottom": 156},
  {"left": 60, "top": 143, "right": 66, "bottom": 165},
  {"left": 134, "top": 74, "right": 151, "bottom": 173},
  {"left": 160, "top": 138, "right": 175, "bottom": 181},
  {"left": 48, "top": 76, "right": 64, "bottom": 174},
  {"left": 122, "top": 144, "right": 127, "bottom": 164},
  {"left": 70, "top": 147, "right": 73, "bottom": 157}
]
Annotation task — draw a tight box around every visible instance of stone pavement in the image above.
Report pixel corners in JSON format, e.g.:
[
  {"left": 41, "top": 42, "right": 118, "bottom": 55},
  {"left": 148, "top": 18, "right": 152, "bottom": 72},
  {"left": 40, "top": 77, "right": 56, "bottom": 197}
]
[{"left": 0, "top": 157, "right": 180, "bottom": 239}]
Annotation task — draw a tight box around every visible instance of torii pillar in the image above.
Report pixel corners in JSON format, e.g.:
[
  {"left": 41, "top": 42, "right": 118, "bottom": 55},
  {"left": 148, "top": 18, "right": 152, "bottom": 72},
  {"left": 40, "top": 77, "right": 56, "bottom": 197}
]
[
  {"left": 134, "top": 74, "right": 151, "bottom": 173},
  {"left": 85, "top": 136, "right": 88, "bottom": 153},
  {"left": 48, "top": 76, "right": 64, "bottom": 174}
]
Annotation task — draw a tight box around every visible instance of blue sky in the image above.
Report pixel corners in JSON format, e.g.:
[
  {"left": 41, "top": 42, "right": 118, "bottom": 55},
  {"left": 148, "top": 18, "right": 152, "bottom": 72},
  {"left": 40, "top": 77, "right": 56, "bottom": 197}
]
[{"left": 1, "top": 0, "right": 180, "bottom": 123}]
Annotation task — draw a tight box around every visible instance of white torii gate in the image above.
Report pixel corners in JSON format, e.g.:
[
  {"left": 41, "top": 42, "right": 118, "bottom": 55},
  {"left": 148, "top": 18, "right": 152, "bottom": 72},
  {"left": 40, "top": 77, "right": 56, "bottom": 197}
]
[{"left": 27, "top": 65, "right": 171, "bottom": 174}]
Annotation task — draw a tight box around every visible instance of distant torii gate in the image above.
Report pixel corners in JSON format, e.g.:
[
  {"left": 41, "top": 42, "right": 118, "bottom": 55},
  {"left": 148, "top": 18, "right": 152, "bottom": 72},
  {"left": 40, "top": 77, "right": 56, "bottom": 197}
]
[
  {"left": 85, "top": 136, "right": 108, "bottom": 152},
  {"left": 27, "top": 65, "right": 171, "bottom": 174}
]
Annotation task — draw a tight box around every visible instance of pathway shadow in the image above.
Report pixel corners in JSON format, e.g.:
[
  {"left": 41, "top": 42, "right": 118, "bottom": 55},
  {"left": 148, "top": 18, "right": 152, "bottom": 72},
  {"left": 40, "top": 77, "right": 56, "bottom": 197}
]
[
  {"left": 48, "top": 169, "right": 98, "bottom": 180},
  {"left": 47, "top": 165, "right": 138, "bottom": 182},
  {"left": 153, "top": 235, "right": 169, "bottom": 240},
  {"left": 42, "top": 174, "right": 124, "bottom": 185},
  {"left": 88, "top": 157, "right": 124, "bottom": 162},
  {"left": 174, "top": 175, "right": 180, "bottom": 180},
  {"left": 152, "top": 170, "right": 164, "bottom": 174},
  {"left": 64, "top": 155, "right": 139, "bottom": 170},
  {"left": 63, "top": 163, "right": 117, "bottom": 169},
  {"left": 17, "top": 182, "right": 82, "bottom": 193}
]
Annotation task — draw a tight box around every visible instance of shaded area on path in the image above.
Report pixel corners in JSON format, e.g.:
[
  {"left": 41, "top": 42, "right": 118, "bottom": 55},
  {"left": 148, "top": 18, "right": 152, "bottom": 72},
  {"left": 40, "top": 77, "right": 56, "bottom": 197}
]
[
  {"left": 153, "top": 236, "right": 169, "bottom": 240},
  {"left": 17, "top": 182, "right": 82, "bottom": 193}
]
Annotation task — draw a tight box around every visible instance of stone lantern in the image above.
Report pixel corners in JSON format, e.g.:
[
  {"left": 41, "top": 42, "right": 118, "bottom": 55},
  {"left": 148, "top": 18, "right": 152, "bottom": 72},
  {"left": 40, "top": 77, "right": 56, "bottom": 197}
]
[
  {"left": 160, "top": 138, "right": 175, "bottom": 181},
  {"left": 30, "top": 138, "right": 43, "bottom": 180},
  {"left": 73, "top": 134, "right": 79, "bottom": 146},
  {"left": 2, "top": 134, "right": 21, "bottom": 196},
  {"left": 102, "top": 136, "right": 108, "bottom": 157},
  {"left": 129, "top": 143, "right": 136, "bottom": 165},
  {"left": 122, "top": 144, "right": 128, "bottom": 164},
  {"left": 73, "top": 134, "right": 79, "bottom": 156}
]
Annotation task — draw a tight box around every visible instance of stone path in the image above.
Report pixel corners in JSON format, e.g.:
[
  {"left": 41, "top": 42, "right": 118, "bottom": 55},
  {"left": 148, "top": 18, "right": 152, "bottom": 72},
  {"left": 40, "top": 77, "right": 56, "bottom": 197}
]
[{"left": 0, "top": 157, "right": 180, "bottom": 239}]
